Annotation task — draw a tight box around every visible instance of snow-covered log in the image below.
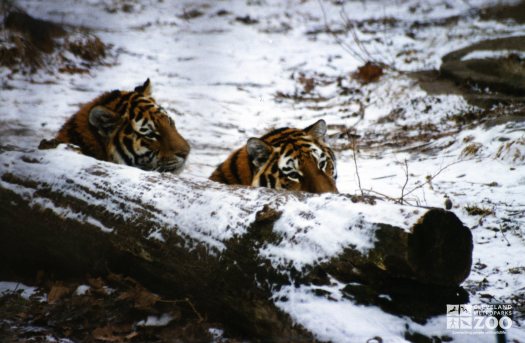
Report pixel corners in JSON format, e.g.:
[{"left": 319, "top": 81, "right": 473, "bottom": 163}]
[{"left": 0, "top": 145, "right": 473, "bottom": 338}]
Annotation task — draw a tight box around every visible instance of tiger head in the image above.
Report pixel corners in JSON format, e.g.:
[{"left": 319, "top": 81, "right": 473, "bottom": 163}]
[
  {"left": 65, "top": 79, "right": 190, "bottom": 173},
  {"left": 246, "top": 119, "right": 338, "bottom": 194}
]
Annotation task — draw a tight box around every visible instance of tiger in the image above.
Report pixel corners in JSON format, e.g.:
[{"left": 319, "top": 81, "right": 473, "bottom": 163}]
[
  {"left": 39, "top": 79, "right": 190, "bottom": 174},
  {"left": 209, "top": 119, "right": 338, "bottom": 194}
]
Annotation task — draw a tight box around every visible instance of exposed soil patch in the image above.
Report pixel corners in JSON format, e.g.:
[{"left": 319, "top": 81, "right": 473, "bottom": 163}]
[
  {"left": 480, "top": 0, "right": 525, "bottom": 24},
  {"left": 411, "top": 70, "right": 490, "bottom": 108},
  {"left": 0, "top": 8, "right": 111, "bottom": 75},
  {"left": 440, "top": 36, "right": 525, "bottom": 95},
  {"left": 4, "top": 11, "right": 66, "bottom": 53},
  {"left": 352, "top": 62, "right": 384, "bottom": 84}
]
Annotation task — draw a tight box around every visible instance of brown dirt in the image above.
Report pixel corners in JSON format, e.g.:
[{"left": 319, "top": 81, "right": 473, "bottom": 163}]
[
  {"left": 352, "top": 62, "right": 384, "bottom": 84},
  {"left": 480, "top": 0, "right": 525, "bottom": 24},
  {"left": 1, "top": 9, "right": 110, "bottom": 75}
]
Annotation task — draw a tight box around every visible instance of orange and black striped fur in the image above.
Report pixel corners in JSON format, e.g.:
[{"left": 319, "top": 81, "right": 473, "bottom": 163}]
[
  {"left": 48, "top": 79, "right": 190, "bottom": 173},
  {"left": 210, "top": 119, "right": 338, "bottom": 194}
]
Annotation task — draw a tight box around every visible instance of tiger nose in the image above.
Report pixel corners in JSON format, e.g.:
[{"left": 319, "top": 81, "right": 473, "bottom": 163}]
[
  {"left": 308, "top": 176, "right": 338, "bottom": 194},
  {"left": 176, "top": 141, "right": 190, "bottom": 159},
  {"left": 300, "top": 158, "right": 338, "bottom": 194}
]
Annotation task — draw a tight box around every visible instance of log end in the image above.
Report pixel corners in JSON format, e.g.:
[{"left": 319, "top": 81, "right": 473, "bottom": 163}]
[{"left": 407, "top": 209, "right": 473, "bottom": 286}]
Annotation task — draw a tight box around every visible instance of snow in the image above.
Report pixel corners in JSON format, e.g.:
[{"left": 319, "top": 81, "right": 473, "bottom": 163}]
[
  {"left": 209, "top": 327, "right": 225, "bottom": 342},
  {"left": 137, "top": 314, "right": 174, "bottom": 327},
  {"left": 0, "top": 281, "right": 37, "bottom": 300},
  {"left": 74, "top": 285, "right": 90, "bottom": 296},
  {"left": 260, "top": 194, "right": 419, "bottom": 269},
  {"left": 274, "top": 283, "right": 408, "bottom": 342},
  {"left": 461, "top": 50, "right": 525, "bottom": 61},
  {"left": 1, "top": 0, "right": 524, "bottom": 342}
]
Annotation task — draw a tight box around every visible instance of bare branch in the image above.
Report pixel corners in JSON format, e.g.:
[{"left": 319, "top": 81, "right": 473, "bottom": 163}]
[
  {"left": 402, "top": 159, "right": 467, "bottom": 199},
  {"left": 400, "top": 159, "right": 409, "bottom": 204},
  {"left": 499, "top": 225, "right": 512, "bottom": 247},
  {"left": 317, "top": 0, "right": 367, "bottom": 64},
  {"left": 350, "top": 134, "right": 364, "bottom": 197}
]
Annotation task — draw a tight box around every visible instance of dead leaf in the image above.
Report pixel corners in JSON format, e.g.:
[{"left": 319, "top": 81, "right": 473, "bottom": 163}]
[
  {"left": 48, "top": 283, "right": 71, "bottom": 304},
  {"left": 135, "top": 288, "right": 160, "bottom": 310},
  {"left": 353, "top": 62, "right": 383, "bottom": 84},
  {"left": 88, "top": 277, "right": 105, "bottom": 290},
  {"left": 125, "top": 332, "right": 139, "bottom": 340},
  {"left": 117, "top": 286, "right": 160, "bottom": 310},
  {"left": 92, "top": 324, "right": 135, "bottom": 342},
  {"left": 92, "top": 326, "right": 120, "bottom": 342},
  {"left": 298, "top": 74, "right": 315, "bottom": 93}
]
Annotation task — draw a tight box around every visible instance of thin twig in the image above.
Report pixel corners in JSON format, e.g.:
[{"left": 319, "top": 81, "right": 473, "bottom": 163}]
[
  {"left": 339, "top": 3, "right": 395, "bottom": 69},
  {"left": 401, "top": 159, "right": 466, "bottom": 199},
  {"left": 363, "top": 158, "right": 469, "bottom": 208},
  {"left": 317, "top": 0, "right": 367, "bottom": 63},
  {"left": 400, "top": 159, "right": 409, "bottom": 204},
  {"left": 364, "top": 188, "right": 436, "bottom": 209},
  {"left": 340, "top": 7, "right": 375, "bottom": 62},
  {"left": 363, "top": 188, "right": 397, "bottom": 203},
  {"left": 499, "top": 225, "right": 511, "bottom": 247},
  {"left": 350, "top": 134, "right": 364, "bottom": 197}
]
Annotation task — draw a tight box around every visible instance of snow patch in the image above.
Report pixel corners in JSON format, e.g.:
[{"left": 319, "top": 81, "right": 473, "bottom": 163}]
[
  {"left": 0, "top": 281, "right": 37, "bottom": 299},
  {"left": 461, "top": 50, "right": 525, "bottom": 61},
  {"left": 137, "top": 314, "right": 174, "bottom": 327},
  {"left": 74, "top": 285, "right": 90, "bottom": 296}
]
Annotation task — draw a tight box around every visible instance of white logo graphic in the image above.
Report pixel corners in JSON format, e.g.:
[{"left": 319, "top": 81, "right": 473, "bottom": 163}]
[{"left": 446, "top": 304, "right": 513, "bottom": 334}]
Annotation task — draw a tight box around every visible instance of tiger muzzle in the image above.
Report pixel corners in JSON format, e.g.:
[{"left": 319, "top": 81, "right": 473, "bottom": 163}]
[
  {"left": 300, "top": 158, "right": 338, "bottom": 194},
  {"left": 157, "top": 156, "right": 186, "bottom": 173}
]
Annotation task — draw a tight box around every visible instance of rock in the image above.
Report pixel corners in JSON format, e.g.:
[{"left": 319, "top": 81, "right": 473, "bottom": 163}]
[{"left": 440, "top": 36, "right": 525, "bottom": 95}]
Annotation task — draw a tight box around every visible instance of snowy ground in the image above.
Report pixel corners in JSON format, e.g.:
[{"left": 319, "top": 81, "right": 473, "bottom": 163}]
[{"left": 1, "top": 0, "right": 524, "bottom": 342}]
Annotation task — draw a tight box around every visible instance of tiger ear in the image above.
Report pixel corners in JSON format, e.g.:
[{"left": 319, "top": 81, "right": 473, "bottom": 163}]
[
  {"left": 247, "top": 138, "right": 272, "bottom": 168},
  {"left": 134, "top": 78, "right": 152, "bottom": 96},
  {"left": 304, "top": 119, "right": 327, "bottom": 141},
  {"left": 88, "top": 106, "right": 121, "bottom": 136}
]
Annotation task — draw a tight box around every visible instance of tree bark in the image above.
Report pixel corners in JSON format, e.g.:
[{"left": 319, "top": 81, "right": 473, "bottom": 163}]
[{"left": 0, "top": 146, "right": 473, "bottom": 338}]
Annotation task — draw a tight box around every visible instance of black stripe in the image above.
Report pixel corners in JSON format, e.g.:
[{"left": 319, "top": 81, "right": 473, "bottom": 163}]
[
  {"left": 67, "top": 120, "right": 90, "bottom": 155},
  {"left": 123, "top": 123, "right": 134, "bottom": 135},
  {"left": 111, "top": 91, "right": 134, "bottom": 111},
  {"left": 141, "top": 103, "right": 155, "bottom": 109},
  {"left": 229, "top": 149, "right": 242, "bottom": 184},
  {"left": 259, "top": 176, "right": 267, "bottom": 187},
  {"left": 114, "top": 134, "right": 133, "bottom": 165},
  {"left": 284, "top": 147, "right": 294, "bottom": 157},
  {"left": 267, "top": 174, "right": 276, "bottom": 188},
  {"left": 123, "top": 136, "right": 136, "bottom": 162},
  {"left": 327, "top": 148, "right": 336, "bottom": 161},
  {"left": 101, "top": 90, "right": 122, "bottom": 106},
  {"left": 260, "top": 127, "right": 289, "bottom": 140},
  {"left": 135, "top": 108, "right": 144, "bottom": 122},
  {"left": 68, "top": 120, "right": 100, "bottom": 159},
  {"left": 269, "top": 136, "right": 306, "bottom": 147},
  {"left": 217, "top": 168, "right": 228, "bottom": 183},
  {"left": 128, "top": 99, "right": 139, "bottom": 120}
]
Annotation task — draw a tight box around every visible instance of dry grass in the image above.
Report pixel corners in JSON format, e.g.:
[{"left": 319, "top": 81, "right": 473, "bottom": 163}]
[
  {"left": 465, "top": 205, "right": 494, "bottom": 216},
  {"left": 67, "top": 36, "right": 106, "bottom": 62},
  {"left": 461, "top": 143, "right": 482, "bottom": 156}
]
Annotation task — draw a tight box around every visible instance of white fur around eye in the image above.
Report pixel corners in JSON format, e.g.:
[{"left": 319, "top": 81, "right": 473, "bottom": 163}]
[{"left": 278, "top": 154, "right": 302, "bottom": 180}]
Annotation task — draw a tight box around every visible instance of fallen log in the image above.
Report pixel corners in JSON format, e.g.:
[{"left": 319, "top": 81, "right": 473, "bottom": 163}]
[{"left": 0, "top": 145, "right": 473, "bottom": 338}]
